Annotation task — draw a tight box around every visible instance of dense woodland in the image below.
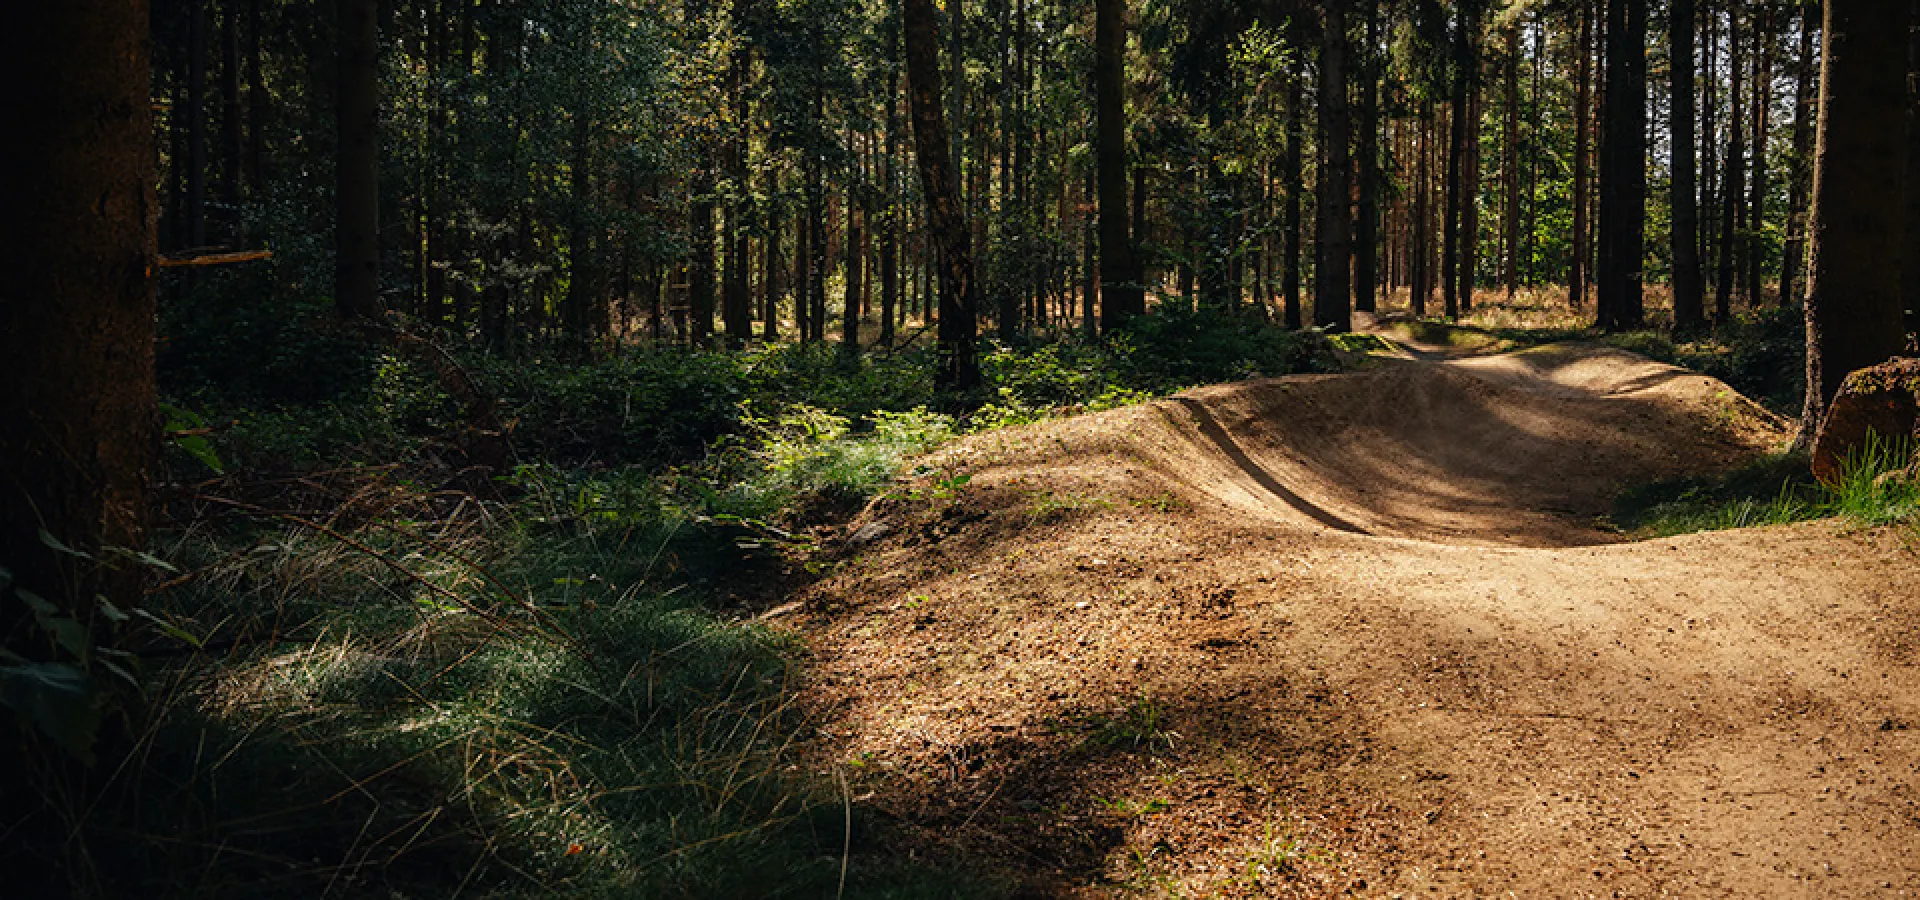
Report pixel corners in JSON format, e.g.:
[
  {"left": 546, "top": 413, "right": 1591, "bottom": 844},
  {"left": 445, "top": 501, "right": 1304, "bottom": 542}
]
[{"left": 3, "top": 0, "right": 1920, "bottom": 895}]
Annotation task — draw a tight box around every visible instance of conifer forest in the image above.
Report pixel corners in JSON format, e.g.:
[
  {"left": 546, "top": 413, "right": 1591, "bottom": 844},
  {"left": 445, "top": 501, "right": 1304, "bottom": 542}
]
[{"left": 4, "top": 0, "right": 1920, "bottom": 896}]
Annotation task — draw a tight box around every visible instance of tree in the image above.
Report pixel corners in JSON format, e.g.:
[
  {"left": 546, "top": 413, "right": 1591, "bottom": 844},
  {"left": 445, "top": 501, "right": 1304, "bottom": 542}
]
[
  {"left": 1800, "top": 0, "right": 1911, "bottom": 435},
  {"left": 1671, "top": 0, "right": 1705, "bottom": 332},
  {"left": 1097, "top": 0, "right": 1143, "bottom": 330},
  {"left": 1314, "top": 0, "right": 1353, "bottom": 332},
  {"left": 335, "top": 0, "right": 380, "bottom": 320},
  {"left": 0, "top": 0, "right": 156, "bottom": 752},
  {"left": 1354, "top": 0, "right": 1382, "bottom": 315},
  {"left": 905, "top": 0, "right": 980, "bottom": 389},
  {"left": 1595, "top": 0, "right": 1646, "bottom": 331}
]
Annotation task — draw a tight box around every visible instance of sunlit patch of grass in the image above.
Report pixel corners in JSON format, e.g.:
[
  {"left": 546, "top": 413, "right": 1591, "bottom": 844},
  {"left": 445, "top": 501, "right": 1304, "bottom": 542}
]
[
  {"left": 77, "top": 474, "right": 1002, "bottom": 898},
  {"left": 1611, "top": 442, "right": 1920, "bottom": 539}
]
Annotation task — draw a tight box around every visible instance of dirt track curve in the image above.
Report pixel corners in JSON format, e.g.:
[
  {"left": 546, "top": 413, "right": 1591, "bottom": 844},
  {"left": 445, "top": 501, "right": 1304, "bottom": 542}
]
[{"left": 799, "top": 326, "right": 1920, "bottom": 898}]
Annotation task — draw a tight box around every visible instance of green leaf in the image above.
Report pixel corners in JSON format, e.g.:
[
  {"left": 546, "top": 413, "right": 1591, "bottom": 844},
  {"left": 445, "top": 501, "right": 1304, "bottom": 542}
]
[
  {"left": 15, "top": 588, "right": 55, "bottom": 617},
  {"left": 175, "top": 434, "right": 226, "bottom": 474},
  {"left": 160, "top": 402, "right": 224, "bottom": 473},
  {"left": 38, "top": 529, "right": 93, "bottom": 560},
  {"left": 134, "top": 608, "right": 203, "bottom": 649},
  {"left": 0, "top": 661, "right": 99, "bottom": 763},
  {"left": 98, "top": 597, "right": 130, "bottom": 624}
]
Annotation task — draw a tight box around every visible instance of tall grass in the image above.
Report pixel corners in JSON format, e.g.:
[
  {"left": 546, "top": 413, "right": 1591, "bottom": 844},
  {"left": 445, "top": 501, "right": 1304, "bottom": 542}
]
[
  {"left": 24, "top": 466, "right": 1000, "bottom": 898},
  {"left": 1611, "top": 437, "right": 1920, "bottom": 538}
]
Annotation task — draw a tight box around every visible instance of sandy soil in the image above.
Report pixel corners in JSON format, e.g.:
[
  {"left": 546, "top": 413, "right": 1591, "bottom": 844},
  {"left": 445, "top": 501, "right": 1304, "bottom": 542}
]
[{"left": 796, "top": 325, "right": 1920, "bottom": 898}]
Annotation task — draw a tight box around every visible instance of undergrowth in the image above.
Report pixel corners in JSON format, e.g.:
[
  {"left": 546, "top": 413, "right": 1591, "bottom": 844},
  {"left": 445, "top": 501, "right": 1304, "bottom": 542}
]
[
  {"left": 30, "top": 308, "right": 1337, "bottom": 896},
  {"left": 29, "top": 469, "right": 1003, "bottom": 898},
  {"left": 1611, "top": 437, "right": 1920, "bottom": 538}
]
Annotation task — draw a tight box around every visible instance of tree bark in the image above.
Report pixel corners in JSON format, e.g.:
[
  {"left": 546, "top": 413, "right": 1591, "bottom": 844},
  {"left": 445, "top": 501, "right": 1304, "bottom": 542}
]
[
  {"left": 1717, "top": 5, "right": 1746, "bottom": 320},
  {"left": 1596, "top": 0, "right": 1647, "bottom": 331},
  {"left": 1782, "top": 1, "right": 1818, "bottom": 307},
  {"left": 906, "top": 0, "right": 980, "bottom": 389},
  {"left": 1315, "top": 0, "right": 1354, "bottom": 332},
  {"left": 1800, "top": 0, "right": 1912, "bottom": 435},
  {"left": 1412, "top": 99, "right": 1432, "bottom": 317},
  {"left": 1354, "top": 0, "right": 1382, "bottom": 314},
  {"left": 0, "top": 0, "right": 156, "bottom": 661},
  {"left": 1747, "top": 4, "right": 1773, "bottom": 308},
  {"left": 1571, "top": 0, "right": 1593, "bottom": 307},
  {"left": 335, "top": 0, "right": 380, "bottom": 320},
  {"left": 1502, "top": 23, "right": 1520, "bottom": 297},
  {"left": 1671, "top": 0, "right": 1706, "bottom": 331},
  {"left": 1283, "top": 65, "right": 1305, "bottom": 329},
  {"left": 1096, "top": 0, "right": 1143, "bottom": 329}
]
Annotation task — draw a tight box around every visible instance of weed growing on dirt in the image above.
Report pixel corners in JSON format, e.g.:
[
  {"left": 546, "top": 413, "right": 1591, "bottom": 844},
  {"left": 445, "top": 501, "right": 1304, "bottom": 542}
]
[{"left": 1083, "top": 695, "right": 1179, "bottom": 752}]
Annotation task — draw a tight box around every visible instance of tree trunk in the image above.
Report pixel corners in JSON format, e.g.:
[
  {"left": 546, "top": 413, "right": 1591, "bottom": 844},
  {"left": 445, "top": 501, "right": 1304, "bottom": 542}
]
[
  {"left": 0, "top": 0, "right": 157, "bottom": 701},
  {"left": 842, "top": 186, "right": 864, "bottom": 356},
  {"left": 1800, "top": 0, "right": 1912, "bottom": 435},
  {"left": 1283, "top": 69, "right": 1305, "bottom": 329},
  {"left": 1571, "top": 0, "right": 1593, "bottom": 307},
  {"left": 1315, "top": 0, "right": 1353, "bottom": 332},
  {"left": 566, "top": 107, "right": 595, "bottom": 339},
  {"left": 1502, "top": 23, "right": 1520, "bottom": 297},
  {"left": 1443, "top": 66, "right": 1465, "bottom": 317},
  {"left": 764, "top": 186, "right": 782, "bottom": 341},
  {"left": 335, "top": 0, "right": 380, "bottom": 320},
  {"left": 188, "top": 0, "right": 210, "bottom": 249},
  {"left": 881, "top": 72, "right": 901, "bottom": 346},
  {"left": 1354, "top": 0, "right": 1382, "bottom": 314},
  {"left": 1782, "top": 1, "right": 1818, "bottom": 307},
  {"left": 1096, "top": 0, "right": 1143, "bottom": 329},
  {"left": 220, "top": 0, "right": 244, "bottom": 214},
  {"left": 906, "top": 0, "right": 980, "bottom": 389},
  {"left": 1748, "top": 5, "right": 1773, "bottom": 308},
  {"left": 1596, "top": 0, "right": 1647, "bottom": 331},
  {"left": 1412, "top": 99, "right": 1432, "bottom": 317},
  {"left": 1717, "top": 6, "right": 1746, "bottom": 320},
  {"left": 1460, "top": 86, "right": 1481, "bottom": 312},
  {"left": 1671, "top": 0, "right": 1706, "bottom": 331}
]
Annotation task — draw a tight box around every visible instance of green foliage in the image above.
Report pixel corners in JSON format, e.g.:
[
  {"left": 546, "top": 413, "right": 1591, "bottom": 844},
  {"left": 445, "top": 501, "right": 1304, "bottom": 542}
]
[
  {"left": 1611, "top": 442, "right": 1920, "bottom": 539},
  {"left": 87, "top": 476, "right": 1001, "bottom": 898}
]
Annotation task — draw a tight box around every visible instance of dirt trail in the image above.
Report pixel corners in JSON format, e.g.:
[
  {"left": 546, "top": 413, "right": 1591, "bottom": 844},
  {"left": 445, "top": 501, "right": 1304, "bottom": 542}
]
[{"left": 799, "top": 332, "right": 1920, "bottom": 898}]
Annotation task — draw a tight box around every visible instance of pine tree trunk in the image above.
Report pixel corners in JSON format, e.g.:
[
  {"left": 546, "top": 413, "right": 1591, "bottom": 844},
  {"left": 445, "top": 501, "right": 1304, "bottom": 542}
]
[
  {"left": 1503, "top": 23, "right": 1521, "bottom": 297},
  {"left": 188, "top": 0, "right": 210, "bottom": 249},
  {"left": 1672, "top": 0, "right": 1706, "bottom": 330},
  {"left": 1283, "top": 64, "right": 1304, "bottom": 329},
  {"left": 1596, "top": 0, "right": 1647, "bottom": 331},
  {"left": 1717, "top": 5, "right": 1746, "bottom": 320},
  {"left": 1, "top": 0, "right": 157, "bottom": 652},
  {"left": 335, "top": 0, "right": 380, "bottom": 320},
  {"left": 1802, "top": 0, "right": 1912, "bottom": 435},
  {"left": 1412, "top": 99, "right": 1432, "bottom": 317},
  {"left": 1354, "top": 0, "right": 1382, "bottom": 314},
  {"left": 1314, "top": 0, "right": 1353, "bottom": 332},
  {"left": 906, "top": 0, "right": 980, "bottom": 389},
  {"left": 1095, "top": 0, "right": 1142, "bottom": 329},
  {"left": 1782, "top": 1, "right": 1818, "bottom": 307},
  {"left": 1747, "top": 4, "right": 1773, "bottom": 308},
  {"left": 1571, "top": 0, "right": 1592, "bottom": 307}
]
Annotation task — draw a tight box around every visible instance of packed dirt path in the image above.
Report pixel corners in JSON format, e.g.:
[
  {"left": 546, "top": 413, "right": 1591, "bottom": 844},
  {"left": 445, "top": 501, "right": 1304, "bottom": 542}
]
[{"left": 798, "top": 330, "right": 1920, "bottom": 898}]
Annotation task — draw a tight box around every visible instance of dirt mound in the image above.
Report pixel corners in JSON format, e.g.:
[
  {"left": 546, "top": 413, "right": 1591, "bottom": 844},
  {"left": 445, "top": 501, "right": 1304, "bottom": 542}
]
[
  {"left": 925, "top": 343, "right": 1784, "bottom": 547},
  {"left": 797, "top": 342, "right": 1920, "bottom": 898}
]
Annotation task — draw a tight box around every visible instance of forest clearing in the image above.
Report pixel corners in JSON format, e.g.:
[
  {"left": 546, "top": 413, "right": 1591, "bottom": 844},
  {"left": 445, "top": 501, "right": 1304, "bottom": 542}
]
[{"left": 7, "top": 0, "right": 1920, "bottom": 896}]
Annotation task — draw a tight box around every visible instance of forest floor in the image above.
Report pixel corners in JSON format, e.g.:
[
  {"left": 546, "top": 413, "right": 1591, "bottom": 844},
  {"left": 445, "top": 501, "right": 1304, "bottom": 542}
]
[{"left": 795, "top": 313, "right": 1920, "bottom": 898}]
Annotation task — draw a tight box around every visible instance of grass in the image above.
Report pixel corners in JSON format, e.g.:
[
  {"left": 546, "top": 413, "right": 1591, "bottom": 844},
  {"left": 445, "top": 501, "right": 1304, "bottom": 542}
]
[
  {"left": 1610, "top": 438, "right": 1920, "bottom": 539},
  {"left": 9, "top": 465, "right": 1006, "bottom": 899}
]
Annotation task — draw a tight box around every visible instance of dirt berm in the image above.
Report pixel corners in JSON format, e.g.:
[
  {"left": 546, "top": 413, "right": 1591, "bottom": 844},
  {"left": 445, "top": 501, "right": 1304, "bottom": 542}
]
[{"left": 799, "top": 341, "right": 1920, "bottom": 898}]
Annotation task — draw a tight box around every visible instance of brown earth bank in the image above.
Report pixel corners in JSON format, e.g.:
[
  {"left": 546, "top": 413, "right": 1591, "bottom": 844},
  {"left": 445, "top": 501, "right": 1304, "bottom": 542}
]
[{"left": 794, "top": 334, "right": 1920, "bottom": 898}]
